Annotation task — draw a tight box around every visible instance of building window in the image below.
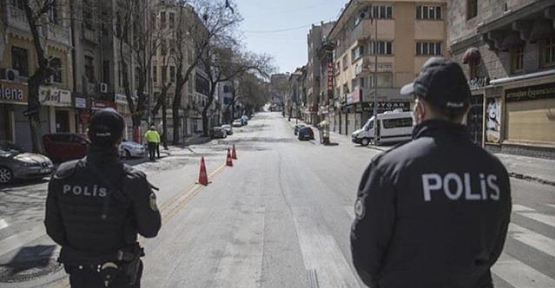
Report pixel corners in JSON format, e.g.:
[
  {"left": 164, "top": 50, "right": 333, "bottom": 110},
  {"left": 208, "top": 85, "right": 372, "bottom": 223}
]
[
  {"left": 161, "top": 66, "right": 167, "bottom": 84},
  {"left": 510, "top": 46, "right": 524, "bottom": 73},
  {"left": 351, "top": 46, "right": 364, "bottom": 61},
  {"left": 11, "top": 0, "right": 25, "bottom": 10},
  {"left": 469, "top": 63, "right": 479, "bottom": 79},
  {"left": 85, "top": 56, "right": 95, "bottom": 82},
  {"left": 153, "top": 66, "right": 157, "bottom": 83},
  {"left": 11, "top": 46, "right": 29, "bottom": 77},
  {"left": 48, "top": 0, "right": 59, "bottom": 24},
  {"left": 416, "top": 42, "right": 442, "bottom": 56},
  {"left": 541, "top": 37, "right": 555, "bottom": 68},
  {"left": 160, "top": 12, "right": 166, "bottom": 29},
  {"left": 188, "top": 79, "right": 193, "bottom": 94},
  {"left": 416, "top": 5, "right": 442, "bottom": 20},
  {"left": 170, "top": 66, "right": 176, "bottom": 82},
  {"left": 371, "top": 5, "right": 393, "bottom": 19},
  {"left": 50, "top": 57, "right": 62, "bottom": 83},
  {"left": 342, "top": 56, "right": 348, "bottom": 70},
  {"left": 223, "top": 85, "right": 232, "bottom": 93},
  {"left": 161, "top": 39, "right": 167, "bottom": 55},
  {"left": 83, "top": 5, "right": 94, "bottom": 30},
  {"left": 467, "top": 0, "right": 478, "bottom": 20},
  {"left": 370, "top": 41, "right": 393, "bottom": 55},
  {"left": 169, "top": 12, "right": 175, "bottom": 29}
]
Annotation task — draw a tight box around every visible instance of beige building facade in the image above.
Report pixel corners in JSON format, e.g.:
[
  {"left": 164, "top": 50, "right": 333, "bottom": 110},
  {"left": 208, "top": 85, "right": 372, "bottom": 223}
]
[
  {"left": 1, "top": 1, "right": 74, "bottom": 151},
  {"left": 327, "top": 0, "right": 447, "bottom": 136},
  {"left": 448, "top": 0, "right": 555, "bottom": 157}
]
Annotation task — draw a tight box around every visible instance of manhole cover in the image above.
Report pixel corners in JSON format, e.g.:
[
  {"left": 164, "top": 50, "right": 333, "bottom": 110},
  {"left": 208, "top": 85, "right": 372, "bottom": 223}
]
[{"left": 0, "top": 258, "right": 63, "bottom": 283}]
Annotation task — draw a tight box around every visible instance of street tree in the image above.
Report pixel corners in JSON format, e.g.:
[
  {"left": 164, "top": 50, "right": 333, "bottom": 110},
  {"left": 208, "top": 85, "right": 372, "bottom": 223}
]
[
  {"left": 226, "top": 72, "right": 271, "bottom": 123},
  {"left": 169, "top": 0, "right": 241, "bottom": 144},
  {"left": 200, "top": 45, "right": 272, "bottom": 136},
  {"left": 96, "top": 0, "right": 166, "bottom": 142},
  {"left": 6, "top": 0, "right": 68, "bottom": 153}
]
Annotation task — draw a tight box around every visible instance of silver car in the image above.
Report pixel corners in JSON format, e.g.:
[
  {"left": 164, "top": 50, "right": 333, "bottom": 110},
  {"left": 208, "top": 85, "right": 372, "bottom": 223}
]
[
  {"left": 0, "top": 141, "right": 54, "bottom": 184},
  {"left": 119, "top": 140, "right": 146, "bottom": 159}
]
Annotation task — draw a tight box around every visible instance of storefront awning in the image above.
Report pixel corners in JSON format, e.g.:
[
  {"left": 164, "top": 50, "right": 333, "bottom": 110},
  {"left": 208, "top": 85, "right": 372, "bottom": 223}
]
[{"left": 462, "top": 47, "right": 481, "bottom": 65}]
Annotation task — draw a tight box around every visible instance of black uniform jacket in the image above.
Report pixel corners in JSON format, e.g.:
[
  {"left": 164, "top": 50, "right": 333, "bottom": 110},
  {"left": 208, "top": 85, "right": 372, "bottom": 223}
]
[
  {"left": 45, "top": 146, "right": 161, "bottom": 260},
  {"left": 351, "top": 120, "right": 511, "bottom": 288}
]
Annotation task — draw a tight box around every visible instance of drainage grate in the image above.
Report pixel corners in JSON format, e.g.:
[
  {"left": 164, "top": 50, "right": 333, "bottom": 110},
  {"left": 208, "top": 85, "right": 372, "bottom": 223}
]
[{"left": 0, "top": 258, "right": 63, "bottom": 283}]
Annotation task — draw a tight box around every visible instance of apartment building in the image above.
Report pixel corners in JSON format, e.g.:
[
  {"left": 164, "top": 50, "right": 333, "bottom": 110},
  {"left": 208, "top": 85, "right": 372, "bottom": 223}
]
[
  {"left": 448, "top": 0, "right": 555, "bottom": 157},
  {"left": 1, "top": 0, "right": 73, "bottom": 150},
  {"left": 151, "top": 0, "right": 212, "bottom": 138},
  {"left": 327, "top": 0, "right": 447, "bottom": 135},
  {"left": 305, "top": 21, "right": 335, "bottom": 125},
  {"left": 287, "top": 67, "right": 306, "bottom": 120}
]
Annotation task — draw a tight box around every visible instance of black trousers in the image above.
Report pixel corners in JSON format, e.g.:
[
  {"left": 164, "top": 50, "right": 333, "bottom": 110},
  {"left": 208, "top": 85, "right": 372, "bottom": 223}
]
[
  {"left": 156, "top": 143, "right": 160, "bottom": 158},
  {"left": 66, "top": 261, "right": 143, "bottom": 288},
  {"left": 147, "top": 142, "right": 156, "bottom": 160}
]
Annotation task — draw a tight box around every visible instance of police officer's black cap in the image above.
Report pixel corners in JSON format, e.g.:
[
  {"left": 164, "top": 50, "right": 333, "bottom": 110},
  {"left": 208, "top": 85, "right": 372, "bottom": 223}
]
[
  {"left": 400, "top": 57, "right": 471, "bottom": 109},
  {"left": 89, "top": 108, "right": 124, "bottom": 147}
]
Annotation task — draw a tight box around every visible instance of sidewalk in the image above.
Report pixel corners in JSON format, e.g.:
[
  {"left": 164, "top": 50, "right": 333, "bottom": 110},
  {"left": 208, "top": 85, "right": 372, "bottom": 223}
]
[{"left": 288, "top": 118, "right": 555, "bottom": 187}]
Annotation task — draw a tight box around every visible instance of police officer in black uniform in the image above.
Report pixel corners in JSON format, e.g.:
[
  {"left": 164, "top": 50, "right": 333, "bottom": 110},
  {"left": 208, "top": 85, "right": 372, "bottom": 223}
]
[
  {"left": 351, "top": 57, "right": 511, "bottom": 288},
  {"left": 45, "top": 108, "right": 162, "bottom": 288}
]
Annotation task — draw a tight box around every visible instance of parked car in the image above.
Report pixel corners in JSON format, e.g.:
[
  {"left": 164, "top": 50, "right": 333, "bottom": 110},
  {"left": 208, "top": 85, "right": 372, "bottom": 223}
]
[
  {"left": 232, "top": 119, "right": 243, "bottom": 127},
  {"left": 43, "top": 133, "right": 90, "bottom": 163},
  {"left": 221, "top": 124, "right": 233, "bottom": 135},
  {"left": 294, "top": 124, "right": 306, "bottom": 135},
  {"left": 210, "top": 127, "right": 227, "bottom": 138},
  {"left": 0, "top": 141, "right": 54, "bottom": 184},
  {"left": 119, "top": 140, "right": 146, "bottom": 159},
  {"left": 298, "top": 126, "right": 314, "bottom": 140}
]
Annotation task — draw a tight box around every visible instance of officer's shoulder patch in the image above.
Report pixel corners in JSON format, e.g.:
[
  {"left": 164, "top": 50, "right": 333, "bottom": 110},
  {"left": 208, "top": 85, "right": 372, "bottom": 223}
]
[
  {"left": 53, "top": 160, "right": 80, "bottom": 179},
  {"left": 149, "top": 193, "right": 158, "bottom": 211}
]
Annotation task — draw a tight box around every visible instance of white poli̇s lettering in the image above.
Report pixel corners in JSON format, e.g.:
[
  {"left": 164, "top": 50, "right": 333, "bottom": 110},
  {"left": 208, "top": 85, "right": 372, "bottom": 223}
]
[
  {"left": 422, "top": 173, "right": 441, "bottom": 202},
  {"left": 488, "top": 175, "right": 500, "bottom": 200},
  {"left": 443, "top": 173, "right": 463, "bottom": 200},
  {"left": 464, "top": 173, "right": 481, "bottom": 200},
  {"left": 63, "top": 185, "right": 71, "bottom": 194}
]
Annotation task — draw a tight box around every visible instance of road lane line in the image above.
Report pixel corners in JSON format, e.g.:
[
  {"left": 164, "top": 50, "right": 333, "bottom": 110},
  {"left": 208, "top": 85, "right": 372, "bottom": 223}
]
[
  {"left": 509, "top": 223, "right": 555, "bottom": 258},
  {"left": 547, "top": 204, "right": 555, "bottom": 210},
  {"left": 292, "top": 207, "right": 360, "bottom": 288},
  {"left": 0, "top": 224, "right": 45, "bottom": 256},
  {"left": 211, "top": 207, "right": 265, "bottom": 288},
  {"left": 518, "top": 212, "right": 555, "bottom": 229},
  {"left": 512, "top": 204, "right": 535, "bottom": 212},
  {"left": 492, "top": 254, "right": 555, "bottom": 288},
  {"left": 344, "top": 206, "right": 355, "bottom": 221},
  {"left": 0, "top": 219, "right": 8, "bottom": 230}
]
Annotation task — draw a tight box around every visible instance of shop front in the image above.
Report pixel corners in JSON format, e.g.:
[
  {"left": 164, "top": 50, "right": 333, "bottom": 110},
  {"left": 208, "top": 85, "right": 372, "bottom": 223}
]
[
  {"left": 0, "top": 80, "right": 28, "bottom": 142},
  {"left": 74, "top": 94, "right": 89, "bottom": 134},
  {"left": 39, "top": 86, "right": 75, "bottom": 133},
  {"left": 115, "top": 93, "right": 133, "bottom": 141}
]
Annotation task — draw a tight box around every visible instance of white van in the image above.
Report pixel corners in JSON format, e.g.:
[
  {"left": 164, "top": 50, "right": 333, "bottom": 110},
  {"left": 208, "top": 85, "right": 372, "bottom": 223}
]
[{"left": 351, "top": 110, "right": 413, "bottom": 146}]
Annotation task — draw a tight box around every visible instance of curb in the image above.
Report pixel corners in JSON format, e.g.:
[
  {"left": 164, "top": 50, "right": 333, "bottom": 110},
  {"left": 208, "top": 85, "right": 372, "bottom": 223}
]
[{"left": 508, "top": 172, "right": 555, "bottom": 187}]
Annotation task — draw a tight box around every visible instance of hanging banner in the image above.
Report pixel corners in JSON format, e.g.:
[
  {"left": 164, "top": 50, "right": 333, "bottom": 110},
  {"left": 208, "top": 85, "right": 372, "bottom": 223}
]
[{"left": 485, "top": 97, "right": 502, "bottom": 143}]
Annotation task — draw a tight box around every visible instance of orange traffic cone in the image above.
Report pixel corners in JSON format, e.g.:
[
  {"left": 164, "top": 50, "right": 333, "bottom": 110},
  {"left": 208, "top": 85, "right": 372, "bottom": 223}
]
[
  {"left": 226, "top": 148, "right": 233, "bottom": 167},
  {"left": 197, "top": 156, "right": 209, "bottom": 185},
  {"left": 231, "top": 144, "right": 237, "bottom": 160}
]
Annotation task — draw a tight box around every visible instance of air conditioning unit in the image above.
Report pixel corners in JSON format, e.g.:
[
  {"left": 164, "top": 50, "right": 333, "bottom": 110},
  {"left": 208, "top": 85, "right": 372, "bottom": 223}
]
[
  {"left": 0, "top": 68, "right": 20, "bottom": 82},
  {"left": 99, "top": 82, "right": 108, "bottom": 93}
]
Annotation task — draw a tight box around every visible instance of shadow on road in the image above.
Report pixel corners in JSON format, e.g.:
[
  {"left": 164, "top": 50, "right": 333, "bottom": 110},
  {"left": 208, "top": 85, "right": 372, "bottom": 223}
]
[{"left": 0, "top": 245, "right": 62, "bottom": 283}]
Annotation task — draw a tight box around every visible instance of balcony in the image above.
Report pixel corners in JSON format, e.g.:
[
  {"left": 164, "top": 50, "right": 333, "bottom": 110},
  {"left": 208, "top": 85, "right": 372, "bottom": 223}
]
[
  {"left": 5, "top": 5, "right": 29, "bottom": 31},
  {"left": 351, "top": 18, "right": 373, "bottom": 44},
  {"left": 83, "top": 28, "right": 98, "bottom": 44},
  {"left": 47, "top": 24, "right": 71, "bottom": 46}
]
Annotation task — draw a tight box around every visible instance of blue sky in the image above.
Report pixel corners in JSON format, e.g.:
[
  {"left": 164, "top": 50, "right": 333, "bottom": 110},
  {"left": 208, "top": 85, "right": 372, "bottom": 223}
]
[{"left": 234, "top": 0, "right": 348, "bottom": 74}]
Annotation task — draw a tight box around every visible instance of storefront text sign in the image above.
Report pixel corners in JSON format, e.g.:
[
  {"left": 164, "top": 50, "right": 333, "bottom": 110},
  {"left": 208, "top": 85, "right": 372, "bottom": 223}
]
[
  {"left": 505, "top": 82, "right": 555, "bottom": 102},
  {"left": 75, "top": 97, "right": 87, "bottom": 108},
  {"left": 327, "top": 62, "right": 334, "bottom": 91},
  {"left": 91, "top": 100, "right": 117, "bottom": 110},
  {"left": 115, "top": 94, "right": 128, "bottom": 105},
  {"left": 39, "top": 86, "right": 72, "bottom": 107},
  {"left": 0, "top": 80, "right": 28, "bottom": 104}
]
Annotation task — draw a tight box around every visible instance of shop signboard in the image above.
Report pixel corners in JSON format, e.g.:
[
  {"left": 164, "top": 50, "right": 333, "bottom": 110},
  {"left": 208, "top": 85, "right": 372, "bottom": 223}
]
[
  {"left": 75, "top": 97, "right": 87, "bottom": 108},
  {"left": 115, "top": 93, "right": 128, "bottom": 105},
  {"left": 0, "top": 80, "right": 28, "bottom": 105},
  {"left": 39, "top": 86, "right": 72, "bottom": 107},
  {"left": 91, "top": 100, "right": 116, "bottom": 110},
  {"left": 361, "top": 101, "right": 410, "bottom": 112},
  {"left": 505, "top": 82, "right": 555, "bottom": 102}
]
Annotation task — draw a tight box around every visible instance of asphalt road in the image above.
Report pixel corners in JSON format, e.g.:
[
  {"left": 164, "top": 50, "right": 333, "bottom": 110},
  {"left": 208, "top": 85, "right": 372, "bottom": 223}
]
[{"left": 0, "top": 111, "right": 554, "bottom": 287}]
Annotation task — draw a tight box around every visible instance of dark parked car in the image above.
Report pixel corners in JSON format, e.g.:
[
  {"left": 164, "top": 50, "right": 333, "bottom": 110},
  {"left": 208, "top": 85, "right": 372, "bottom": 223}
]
[
  {"left": 294, "top": 124, "right": 306, "bottom": 135},
  {"left": 43, "top": 133, "right": 90, "bottom": 163},
  {"left": 298, "top": 126, "right": 314, "bottom": 140},
  {"left": 210, "top": 127, "right": 227, "bottom": 139},
  {"left": 0, "top": 141, "right": 54, "bottom": 184}
]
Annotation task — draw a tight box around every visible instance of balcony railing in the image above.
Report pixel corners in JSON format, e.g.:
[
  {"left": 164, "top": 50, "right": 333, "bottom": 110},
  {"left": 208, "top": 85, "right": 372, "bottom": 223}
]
[
  {"left": 351, "top": 18, "right": 373, "bottom": 44},
  {"left": 5, "top": 5, "right": 29, "bottom": 31}
]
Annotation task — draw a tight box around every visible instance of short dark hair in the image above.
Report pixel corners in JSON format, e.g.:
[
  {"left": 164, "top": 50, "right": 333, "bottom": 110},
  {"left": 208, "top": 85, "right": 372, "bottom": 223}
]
[{"left": 417, "top": 95, "right": 469, "bottom": 121}]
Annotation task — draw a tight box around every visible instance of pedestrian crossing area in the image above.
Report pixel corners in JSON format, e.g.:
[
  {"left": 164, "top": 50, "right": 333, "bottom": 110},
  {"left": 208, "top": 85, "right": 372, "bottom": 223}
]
[{"left": 345, "top": 203, "right": 555, "bottom": 288}]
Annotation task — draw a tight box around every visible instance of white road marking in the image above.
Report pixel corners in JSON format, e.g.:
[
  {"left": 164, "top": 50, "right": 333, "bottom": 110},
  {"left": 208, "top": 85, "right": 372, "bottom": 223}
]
[
  {"left": 512, "top": 204, "right": 535, "bottom": 212},
  {"left": 509, "top": 223, "right": 555, "bottom": 258},
  {"left": 547, "top": 204, "right": 555, "bottom": 210},
  {"left": 0, "top": 224, "right": 45, "bottom": 256},
  {"left": 518, "top": 213, "right": 555, "bottom": 229},
  {"left": 293, "top": 207, "right": 360, "bottom": 288},
  {"left": 492, "top": 254, "right": 555, "bottom": 288},
  {"left": 211, "top": 207, "right": 265, "bottom": 288},
  {"left": 0, "top": 219, "right": 8, "bottom": 230}
]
